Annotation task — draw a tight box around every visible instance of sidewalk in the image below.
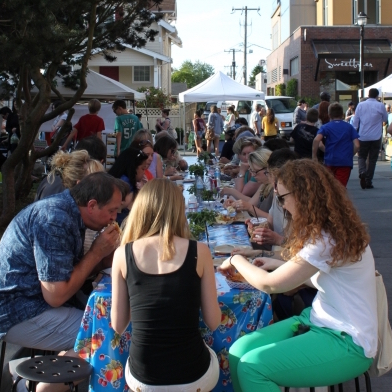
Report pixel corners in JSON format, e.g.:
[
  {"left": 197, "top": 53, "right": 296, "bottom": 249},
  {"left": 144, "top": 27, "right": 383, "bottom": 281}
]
[{"left": 344, "top": 159, "right": 392, "bottom": 391}]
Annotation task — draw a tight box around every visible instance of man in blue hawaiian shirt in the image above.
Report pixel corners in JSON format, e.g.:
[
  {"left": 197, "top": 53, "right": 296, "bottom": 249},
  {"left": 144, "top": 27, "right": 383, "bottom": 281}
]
[{"left": 0, "top": 172, "right": 124, "bottom": 353}]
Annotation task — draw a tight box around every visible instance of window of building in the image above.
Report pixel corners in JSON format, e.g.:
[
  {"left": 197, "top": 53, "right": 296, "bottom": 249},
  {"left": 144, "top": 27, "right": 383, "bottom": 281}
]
[
  {"left": 290, "top": 57, "right": 299, "bottom": 76},
  {"left": 272, "top": 22, "right": 279, "bottom": 50},
  {"left": 133, "top": 66, "right": 150, "bottom": 82},
  {"left": 353, "top": 0, "right": 380, "bottom": 24},
  {"left": 271, "top": 68, "right": 278, "bottom": 84},
  {"left": 323, "top": 0, "right": 329, "bottom": 25}
]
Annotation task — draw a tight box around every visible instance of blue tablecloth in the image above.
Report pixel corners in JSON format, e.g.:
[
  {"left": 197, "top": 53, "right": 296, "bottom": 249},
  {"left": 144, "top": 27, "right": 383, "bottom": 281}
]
[{"left": 75, "top": 275, "right": 273, "bottom": 392}]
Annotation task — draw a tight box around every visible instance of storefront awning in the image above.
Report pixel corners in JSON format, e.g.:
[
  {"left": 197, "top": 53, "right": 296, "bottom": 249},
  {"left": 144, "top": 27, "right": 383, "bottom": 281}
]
[
  {"left": 311, "top": 39, "right": 392, "bottom": 81},
  {"left": 312, "top": 39, "right": 392, "bottom": 59}
]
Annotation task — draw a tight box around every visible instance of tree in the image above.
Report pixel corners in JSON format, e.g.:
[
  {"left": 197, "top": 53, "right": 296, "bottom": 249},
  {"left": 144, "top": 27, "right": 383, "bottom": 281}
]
[
  {"left": 0, "top": 0, "right": 163, "bottom": 226},
  {"left": 135, "top": 86, "right": 171, "bottom": 109},
  {"left": 248, "top": 65, "right": 266, "bottom": 87},
  {"left": 171, "top": 61, "right": 214, "bottom": 89}
]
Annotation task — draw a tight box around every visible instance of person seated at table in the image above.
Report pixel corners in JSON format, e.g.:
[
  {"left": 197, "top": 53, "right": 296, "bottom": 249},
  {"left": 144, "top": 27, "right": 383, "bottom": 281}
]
[
  {"left": 0, "top": 173, "right": 125, "bottom": 392},
  {"left": 227, "top": 137, "right": 262, "bottom": 197},
  {"left": 218, "top": 159, "right": 377, "bottom": 392},
  {"left": 223, "top": 148, "right": 273, "bottom": 215},
  {"left": 111, "top": 179, "right": 221, "bottom": 392},
  {"left": 223, "top": 128, "right": 256, "bottom": 176},
  {"left": 74, "top": 135, "right": 107, "bottom": 163},
  {"left": 153, "top": 134, "right": 185, "bottom": 181},
  {"left": 219, "top": 127, "right": 236, "bottom": 164},
  {"left": 130, "top": 129, "right": 163, "bottom": 179},
  {"left": 35, "top": 149, "right": 104, "bottom": 201},
  {"left": 108, "top": 147, "right": 149, "bottom": 225}
]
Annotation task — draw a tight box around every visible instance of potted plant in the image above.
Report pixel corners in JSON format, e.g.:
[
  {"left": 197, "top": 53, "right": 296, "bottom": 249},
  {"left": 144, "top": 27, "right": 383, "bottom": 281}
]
[{"left": 189, "top": 163, "right": 205, "bottom": 178}]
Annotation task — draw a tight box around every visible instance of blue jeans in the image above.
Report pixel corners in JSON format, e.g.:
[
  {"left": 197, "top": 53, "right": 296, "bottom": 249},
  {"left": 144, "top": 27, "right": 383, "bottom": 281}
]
[{"left": 358, "top": 138, "right": 381, "bottom": 185}]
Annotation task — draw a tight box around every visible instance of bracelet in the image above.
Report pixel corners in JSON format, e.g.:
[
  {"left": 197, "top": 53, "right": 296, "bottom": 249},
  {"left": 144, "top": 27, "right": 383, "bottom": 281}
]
[{"left": 229, "top": 255, "right": 235, "bottom": 266}]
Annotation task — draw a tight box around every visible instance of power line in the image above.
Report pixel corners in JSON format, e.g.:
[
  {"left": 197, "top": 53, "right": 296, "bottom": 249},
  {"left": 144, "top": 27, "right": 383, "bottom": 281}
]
[{"left": 232, "top": 6, "right": 260, "bottom": 85}]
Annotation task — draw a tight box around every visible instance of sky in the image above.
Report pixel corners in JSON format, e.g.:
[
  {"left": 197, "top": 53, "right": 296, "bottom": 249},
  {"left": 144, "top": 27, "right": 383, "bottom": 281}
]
[{"left": 171, "top": 0, "right": 272, "bottom": 83}]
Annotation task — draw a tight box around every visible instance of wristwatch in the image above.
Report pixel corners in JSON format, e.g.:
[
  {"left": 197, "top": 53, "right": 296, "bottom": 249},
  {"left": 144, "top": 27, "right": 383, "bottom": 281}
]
[{"left": 237, "top": 174, "right": 245, "bottom": 178}]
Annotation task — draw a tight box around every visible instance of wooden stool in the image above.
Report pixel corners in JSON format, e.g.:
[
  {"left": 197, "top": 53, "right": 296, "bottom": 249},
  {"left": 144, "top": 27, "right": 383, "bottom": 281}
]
[
  {"left": 284, "top": 371, "right": 372, "bottom": 392},
  {"left": 11, "top": 355, "right": 92, "bottom": 392}
]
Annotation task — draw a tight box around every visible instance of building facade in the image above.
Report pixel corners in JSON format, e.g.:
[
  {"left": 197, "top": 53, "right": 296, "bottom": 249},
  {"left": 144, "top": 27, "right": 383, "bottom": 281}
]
[
  {"left": 88, "top": 0, "right": 181, "bottom": 95},
  {"left": 267, "top": 0, "right": 392, "bottom": 104}
]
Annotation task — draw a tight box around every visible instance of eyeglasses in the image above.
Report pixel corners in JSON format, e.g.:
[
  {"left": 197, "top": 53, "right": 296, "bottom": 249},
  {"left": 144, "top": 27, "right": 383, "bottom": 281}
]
[
  {"left": 249, "top": 167, "right": 266, "bottom": 175},
  {"left": 139, "top": 140, "right": 153, "bottom": 147},
  {"left": 276, "top": 192, "right": 292, "bottom": 207}
]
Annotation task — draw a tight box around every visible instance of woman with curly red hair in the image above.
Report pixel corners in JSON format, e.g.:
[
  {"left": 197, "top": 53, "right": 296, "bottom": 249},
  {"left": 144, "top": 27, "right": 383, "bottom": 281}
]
[{"left": 218, "top": 159, "right": 377, "bottom": 392}]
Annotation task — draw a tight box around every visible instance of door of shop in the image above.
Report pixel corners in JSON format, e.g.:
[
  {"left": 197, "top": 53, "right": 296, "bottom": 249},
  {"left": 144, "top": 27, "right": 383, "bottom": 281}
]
[{"left": 336, "top": 92, "right": 357, "bottom": 113}]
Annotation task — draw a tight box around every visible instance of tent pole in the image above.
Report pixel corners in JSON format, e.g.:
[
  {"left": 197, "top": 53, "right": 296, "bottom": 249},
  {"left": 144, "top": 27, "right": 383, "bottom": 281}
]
[{"left": 183, "top": 103, "right": 187, "bottom": 156}]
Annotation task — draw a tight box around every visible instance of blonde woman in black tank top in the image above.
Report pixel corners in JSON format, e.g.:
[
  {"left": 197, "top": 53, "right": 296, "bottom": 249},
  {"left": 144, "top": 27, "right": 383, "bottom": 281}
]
[{"left": 111, "top": 179, "right": 221, "bottom": 391}]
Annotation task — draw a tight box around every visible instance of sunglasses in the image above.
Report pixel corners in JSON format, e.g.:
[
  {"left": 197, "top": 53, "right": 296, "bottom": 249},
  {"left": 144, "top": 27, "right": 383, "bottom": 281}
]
[
  {"left": 249, "top": 167, "right": 266, "bottom": 175},
  {"left": 137, "top": 150, "right": 148, "bottom": 158},
  {"left": 139, "top": 140, "right": 153, "bottom": 147},
  {"left": 276, "top": 192, "right": 292, "bottom": 207}
]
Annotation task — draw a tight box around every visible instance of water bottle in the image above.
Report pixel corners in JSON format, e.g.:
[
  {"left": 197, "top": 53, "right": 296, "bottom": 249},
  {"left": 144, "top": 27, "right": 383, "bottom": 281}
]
[
  {"left": 188, "top": 195, "right": 198, "bottom": 212},
  {"left": 196, "top": 176, "right": 204, "bottom": 205},
  {"left": 214, "top": 166, "right": 221, "bottom": 188}
]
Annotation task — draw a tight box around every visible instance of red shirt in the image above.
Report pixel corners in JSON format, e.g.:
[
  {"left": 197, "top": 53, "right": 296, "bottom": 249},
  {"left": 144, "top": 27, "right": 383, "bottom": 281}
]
[{"left": 74, "top": 114, "right": 105, "bottom": 141}]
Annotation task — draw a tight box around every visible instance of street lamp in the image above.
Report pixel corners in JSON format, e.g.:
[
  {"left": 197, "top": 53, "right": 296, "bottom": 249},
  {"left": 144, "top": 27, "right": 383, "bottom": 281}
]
[{"left": 357, "top": 12, "right": 367, "bottom": 98}]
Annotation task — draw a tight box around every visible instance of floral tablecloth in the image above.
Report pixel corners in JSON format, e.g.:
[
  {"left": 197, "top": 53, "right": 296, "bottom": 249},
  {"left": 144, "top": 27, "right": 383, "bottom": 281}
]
[{"left": 75, "top": 275, "right": 273, "bottom": 392}]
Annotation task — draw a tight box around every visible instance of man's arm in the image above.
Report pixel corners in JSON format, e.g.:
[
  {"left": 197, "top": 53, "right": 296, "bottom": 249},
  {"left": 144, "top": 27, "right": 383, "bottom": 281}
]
[
  {"left": 353, "top": 139, "right": 360, "bottom": 155},
  {"left": 312, "top": 134, "right": 323, "bottom": 160},
  {"left": 40, "top": 225, "right": 119, "bottom": 307},
  {"left": 96, "top": 131, "right": 102, "bottom": 140},
  {"left": 116, "top": 132, "right": 122, "bottom": 157}
]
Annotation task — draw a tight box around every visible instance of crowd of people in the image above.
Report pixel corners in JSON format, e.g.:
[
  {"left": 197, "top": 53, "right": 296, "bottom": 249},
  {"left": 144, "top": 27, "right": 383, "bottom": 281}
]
[{"left": 0, "top": 89, "right": 385, "bottom": 391}]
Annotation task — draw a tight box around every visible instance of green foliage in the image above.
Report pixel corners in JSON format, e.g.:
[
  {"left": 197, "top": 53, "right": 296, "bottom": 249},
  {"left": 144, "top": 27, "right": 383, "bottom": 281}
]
[
  {"left": 301, "top": 96, "right": 319, "bottom": 108},
  {"left": 135, "top": 86, "right": 171, "bottom": 108},
  {"left": 189, "top": 163, "right": 205, "bottom": 177},
  {"left": 286, "top": 79, "right": 298, "bottom": 98},
  {"left": 187, "top": 209, "right": 218, "bottom": 239},
  {"left": 275, "top": 83, "right": 286, "bottom": 96},
  {"left": 0, "top": 0, "right": 164, "bottom": 225},
  {"left": 248, "top": 65, "right": 266, "bottom": 87},
  {"left": 171, "top": 61, "right": 214, "bottom": 89},
  {"left": 197, "top": 151, "right": 210, "bottom": 165}
]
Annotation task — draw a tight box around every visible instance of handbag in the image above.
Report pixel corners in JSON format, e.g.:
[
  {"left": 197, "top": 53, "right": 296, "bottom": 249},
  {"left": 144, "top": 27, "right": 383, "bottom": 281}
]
[
  {"left": 367, "top": 271, "right": 392, "bottom": 377},
  {"left": 205, "top": 115, "right": 215, "bottom": 141}
]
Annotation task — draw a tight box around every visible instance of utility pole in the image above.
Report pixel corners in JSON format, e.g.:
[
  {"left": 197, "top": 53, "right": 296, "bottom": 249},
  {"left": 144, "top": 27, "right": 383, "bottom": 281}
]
[
  {"left": 224, "top": 48, "right": 241, "bottom": 80},
  {"left": 232, "top": 6, "right": 260, "bottom": 85}
]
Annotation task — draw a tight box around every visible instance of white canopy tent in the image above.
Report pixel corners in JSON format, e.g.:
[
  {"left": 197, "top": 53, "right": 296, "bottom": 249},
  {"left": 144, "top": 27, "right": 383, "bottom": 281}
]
[
  {"left": 32, "top": 70, "right": 146, "bottom": 101},
  {"left": 179, "top": 71, "right": 265, "bottom": 103},
  {"left": 358, "top": 73, "right": 392, "bottom": 98}
]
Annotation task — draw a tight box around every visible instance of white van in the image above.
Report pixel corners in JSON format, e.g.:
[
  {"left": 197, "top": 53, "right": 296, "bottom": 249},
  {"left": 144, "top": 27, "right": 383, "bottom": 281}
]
[{"left": 203, "top": 97, "right": 297, "bottom": 139}]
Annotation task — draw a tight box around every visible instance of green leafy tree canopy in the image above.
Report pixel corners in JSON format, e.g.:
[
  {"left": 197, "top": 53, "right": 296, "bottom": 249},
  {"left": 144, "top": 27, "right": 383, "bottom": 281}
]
[
  {"left": 171, "top": 61, "right": 214, "bottom": 89},
  {"left": 0, "top": 0, "right": 163, "bottom": 226},
  {"left": 136, "top": 86, "right": 171, "bottom": 108},
  {"left": 248, "top": 65, "right": 266, "bottom": 87}
]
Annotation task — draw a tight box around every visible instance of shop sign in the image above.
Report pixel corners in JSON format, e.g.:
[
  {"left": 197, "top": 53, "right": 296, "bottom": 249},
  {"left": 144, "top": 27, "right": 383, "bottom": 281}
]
[{"left": 325, "top": 58, "right": 373, "bottom": 69}]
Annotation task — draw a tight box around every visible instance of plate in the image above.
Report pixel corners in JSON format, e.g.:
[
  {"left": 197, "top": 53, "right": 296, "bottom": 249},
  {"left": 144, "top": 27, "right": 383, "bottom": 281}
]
[
  {"left": 226, "top": 280, "right": 255, "bottom": 290},
  {"left": 183, "top": 178, "right": 195, "bottom": 183},
  {"left": 214, "top": 244, "right": 235, "bottom": 255}
]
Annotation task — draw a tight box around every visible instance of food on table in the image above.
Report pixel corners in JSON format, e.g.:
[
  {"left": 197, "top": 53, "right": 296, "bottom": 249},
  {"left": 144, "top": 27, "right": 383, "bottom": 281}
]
[
  {"left": 187, "top": 209, "right": 218, "bottom": 239},
  {"left": 228, "top": 271, "right": 246, "bottom": 283},
  {"left": 226, "top": 206, "right": 236, "bottom": 214}
]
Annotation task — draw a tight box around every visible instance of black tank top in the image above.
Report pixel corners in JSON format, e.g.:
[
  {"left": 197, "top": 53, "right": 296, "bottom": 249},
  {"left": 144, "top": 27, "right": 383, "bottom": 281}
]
[{"left": 125, "top": 239, "right": 210, "bottom": 385}]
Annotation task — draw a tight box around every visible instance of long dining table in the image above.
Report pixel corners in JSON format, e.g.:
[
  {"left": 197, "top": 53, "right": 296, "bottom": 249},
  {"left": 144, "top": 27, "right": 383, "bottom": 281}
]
[{"left": 74, "top": 159, "right": 273, "bottom": 392}]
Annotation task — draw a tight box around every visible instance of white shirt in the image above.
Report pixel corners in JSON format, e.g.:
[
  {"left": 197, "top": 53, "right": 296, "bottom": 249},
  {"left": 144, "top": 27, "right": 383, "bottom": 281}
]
[
  {"left": 251, "top": 111, "right": 261, "bottom": 134},
  {"left": 298, "top": 235, "right": 377, "bottom": 358}
]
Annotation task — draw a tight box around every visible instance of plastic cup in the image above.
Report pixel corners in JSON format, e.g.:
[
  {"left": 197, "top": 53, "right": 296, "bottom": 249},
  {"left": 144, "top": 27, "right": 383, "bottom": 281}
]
[{"left": 248, "top": 217, "right": 269, "bottom": 241}]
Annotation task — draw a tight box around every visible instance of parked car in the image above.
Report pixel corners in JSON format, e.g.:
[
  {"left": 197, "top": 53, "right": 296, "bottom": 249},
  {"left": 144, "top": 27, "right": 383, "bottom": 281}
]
[{"left": 203, "top": 97, "right": 297, "bottom": 139}]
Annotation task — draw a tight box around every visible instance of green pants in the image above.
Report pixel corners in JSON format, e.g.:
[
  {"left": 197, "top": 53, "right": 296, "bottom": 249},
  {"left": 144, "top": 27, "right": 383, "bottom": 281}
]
[{"left": 229, "top": 308, "right": 373, "bottom": 392}]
